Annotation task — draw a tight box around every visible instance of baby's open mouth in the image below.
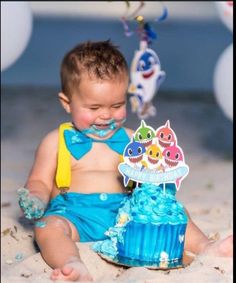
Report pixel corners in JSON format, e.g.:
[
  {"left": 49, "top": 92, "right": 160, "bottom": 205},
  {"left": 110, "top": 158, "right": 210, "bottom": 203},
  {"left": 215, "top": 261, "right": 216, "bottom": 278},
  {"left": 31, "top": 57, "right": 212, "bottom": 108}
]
[{"left": 93, "top": 123, "right": 111, "bottom": 130}]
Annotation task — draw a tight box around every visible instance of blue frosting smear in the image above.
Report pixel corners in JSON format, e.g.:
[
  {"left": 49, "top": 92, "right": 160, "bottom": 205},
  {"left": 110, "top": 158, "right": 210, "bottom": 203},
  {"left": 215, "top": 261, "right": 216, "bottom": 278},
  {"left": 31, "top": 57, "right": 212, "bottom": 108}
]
[
  {"left": 17, "top": 188, "right": 46, "bottom": 220},
  {"left": 92, "top": 183, "right": 188, "bottom": 258}
]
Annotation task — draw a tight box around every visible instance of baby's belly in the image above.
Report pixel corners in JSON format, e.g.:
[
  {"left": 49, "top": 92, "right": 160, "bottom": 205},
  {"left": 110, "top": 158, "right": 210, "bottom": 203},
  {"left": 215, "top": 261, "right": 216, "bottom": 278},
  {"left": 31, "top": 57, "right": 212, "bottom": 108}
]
[{"left": 52, "top": 170, "right": 125, "bottom": 197}]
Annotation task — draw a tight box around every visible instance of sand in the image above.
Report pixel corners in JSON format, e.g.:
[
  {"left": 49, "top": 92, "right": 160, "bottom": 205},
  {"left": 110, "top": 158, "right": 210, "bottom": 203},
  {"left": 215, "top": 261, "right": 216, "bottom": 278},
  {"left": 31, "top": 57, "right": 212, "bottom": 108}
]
[{"left": 1, "top": 87, "right": 233, "bottom": 282}]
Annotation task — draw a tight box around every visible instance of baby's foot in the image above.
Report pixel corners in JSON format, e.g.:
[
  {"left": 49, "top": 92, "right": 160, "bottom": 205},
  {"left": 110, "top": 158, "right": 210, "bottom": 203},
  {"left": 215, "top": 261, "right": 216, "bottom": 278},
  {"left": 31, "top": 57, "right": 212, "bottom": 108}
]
[
  {"left": 202, "top": 235, "right": 233, "bottom": 257},
  {"left": 50, "top": 260, "right": 93, "bottom": 282}
]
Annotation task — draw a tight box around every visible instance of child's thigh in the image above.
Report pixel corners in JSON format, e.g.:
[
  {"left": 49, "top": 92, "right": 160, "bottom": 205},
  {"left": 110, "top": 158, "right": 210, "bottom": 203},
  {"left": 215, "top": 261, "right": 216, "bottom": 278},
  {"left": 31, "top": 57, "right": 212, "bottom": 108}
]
[{"left": 34, "top": 215, "right": 80, "bottom": 242}]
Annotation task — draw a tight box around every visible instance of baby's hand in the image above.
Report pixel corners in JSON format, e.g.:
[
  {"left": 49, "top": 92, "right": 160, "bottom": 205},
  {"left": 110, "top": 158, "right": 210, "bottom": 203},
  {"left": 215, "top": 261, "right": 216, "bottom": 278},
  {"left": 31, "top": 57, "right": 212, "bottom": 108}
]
[{"left": 17, "top": 187, "right": 46, "bottom": 220}]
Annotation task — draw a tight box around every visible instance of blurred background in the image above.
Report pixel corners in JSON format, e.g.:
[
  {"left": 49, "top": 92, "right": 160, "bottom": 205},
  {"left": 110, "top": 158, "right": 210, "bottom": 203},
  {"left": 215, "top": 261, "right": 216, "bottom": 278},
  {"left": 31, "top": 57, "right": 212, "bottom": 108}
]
[
  {"left": 1, "top": 1, "right": 233, "bottom": 94},
  {"left": 1, "top": 3, "right": 233, "bottom": 269},
  {"left": 1, "top": 1, "right": 233, "bottom": 171}
]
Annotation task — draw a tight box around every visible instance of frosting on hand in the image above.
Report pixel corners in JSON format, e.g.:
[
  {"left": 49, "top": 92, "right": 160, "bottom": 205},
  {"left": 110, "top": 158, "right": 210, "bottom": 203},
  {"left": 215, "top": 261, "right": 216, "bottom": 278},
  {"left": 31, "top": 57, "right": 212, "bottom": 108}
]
[{"left": 17, "top": 187, "right": 46, "bottom": 220}]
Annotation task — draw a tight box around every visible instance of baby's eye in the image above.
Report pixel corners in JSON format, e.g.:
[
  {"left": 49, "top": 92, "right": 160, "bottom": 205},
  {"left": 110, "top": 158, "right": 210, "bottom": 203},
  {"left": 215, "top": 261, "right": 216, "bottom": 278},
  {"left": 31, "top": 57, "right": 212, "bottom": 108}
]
[
  {"left": 168, "top": 134, "right": 172, "bottom": 140},
  {"left": 112, "top": 104, "right": 122, "bottom": 109},
  {"left": 89, "top": 107, "right": 99, "bottom": 111},
  {"left": 175, "top": 153, "right": 180, "bottom": 160}
]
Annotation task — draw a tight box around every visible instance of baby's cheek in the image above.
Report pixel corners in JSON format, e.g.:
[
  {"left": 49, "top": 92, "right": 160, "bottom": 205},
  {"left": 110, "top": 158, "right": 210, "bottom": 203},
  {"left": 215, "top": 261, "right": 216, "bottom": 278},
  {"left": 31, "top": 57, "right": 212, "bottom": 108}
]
[
  {"left": 114, "top": 107, "right": 127, "bottom": 121},
  {"left": 73, "top": 112, "right": 94, "bottom": 129}
]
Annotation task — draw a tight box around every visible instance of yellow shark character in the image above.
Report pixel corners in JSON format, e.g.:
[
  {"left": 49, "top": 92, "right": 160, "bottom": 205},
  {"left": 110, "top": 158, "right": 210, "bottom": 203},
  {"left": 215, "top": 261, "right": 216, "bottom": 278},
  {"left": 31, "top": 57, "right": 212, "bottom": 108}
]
[{"left": 145, "top": 144, "right": 163, "bottom": 170}]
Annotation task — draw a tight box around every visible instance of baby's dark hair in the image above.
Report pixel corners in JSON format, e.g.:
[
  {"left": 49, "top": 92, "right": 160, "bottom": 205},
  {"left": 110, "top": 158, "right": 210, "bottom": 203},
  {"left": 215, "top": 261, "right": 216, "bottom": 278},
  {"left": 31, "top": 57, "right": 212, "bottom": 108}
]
[{"left": 60, "top": 40, "right": 128, "bottom": 98}]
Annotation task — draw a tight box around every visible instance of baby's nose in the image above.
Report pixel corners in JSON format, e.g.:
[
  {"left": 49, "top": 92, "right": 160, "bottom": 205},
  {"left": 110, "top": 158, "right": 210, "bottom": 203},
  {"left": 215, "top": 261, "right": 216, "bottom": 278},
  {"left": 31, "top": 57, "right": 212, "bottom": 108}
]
[{"left": 100, "top": 109, "right": 111, "bottom": 119}]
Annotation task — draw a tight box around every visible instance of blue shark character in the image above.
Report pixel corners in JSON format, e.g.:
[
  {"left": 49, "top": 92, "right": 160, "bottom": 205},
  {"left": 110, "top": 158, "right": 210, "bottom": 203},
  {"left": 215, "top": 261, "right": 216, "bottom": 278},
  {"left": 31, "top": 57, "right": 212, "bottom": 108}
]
[
  {"left": 129, "top": 40, "right": 166, "bottom": 119},
  {"left": 123, "top": 139, "right": 146, "bottom": 165},
  {"left": 121, "top": 139, "right": 146, "bottom": 186}
]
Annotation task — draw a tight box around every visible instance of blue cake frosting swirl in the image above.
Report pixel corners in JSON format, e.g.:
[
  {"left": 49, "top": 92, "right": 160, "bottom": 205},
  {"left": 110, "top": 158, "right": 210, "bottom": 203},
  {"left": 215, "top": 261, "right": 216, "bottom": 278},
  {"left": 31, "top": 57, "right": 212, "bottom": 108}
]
[
  {"left": 129, "top": 183, "right": 187, "bottom": 225},
  {"left": 92, "top": 182, "right": 188, "bottom": 259}
]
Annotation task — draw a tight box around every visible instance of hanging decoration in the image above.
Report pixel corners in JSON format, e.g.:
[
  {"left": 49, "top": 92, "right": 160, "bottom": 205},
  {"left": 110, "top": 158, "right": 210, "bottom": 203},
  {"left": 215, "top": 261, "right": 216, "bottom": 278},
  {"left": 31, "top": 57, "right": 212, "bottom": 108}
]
[
  {"left": 1, "top": 2, "right": 33, "bottom": 72},
  {"left": 213, "top": 1, "right": 233, "bottom": 121},
  {"left": 120, "top": 2, "right": 167, "bottom": 119}
]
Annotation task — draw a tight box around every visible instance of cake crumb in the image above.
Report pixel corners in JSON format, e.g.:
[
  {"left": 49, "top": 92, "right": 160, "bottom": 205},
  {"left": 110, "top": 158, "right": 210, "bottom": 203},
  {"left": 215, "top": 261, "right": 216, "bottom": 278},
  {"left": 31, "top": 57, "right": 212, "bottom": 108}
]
[{"left": 214, "top": 266, "right": 225, "bottom": 274}]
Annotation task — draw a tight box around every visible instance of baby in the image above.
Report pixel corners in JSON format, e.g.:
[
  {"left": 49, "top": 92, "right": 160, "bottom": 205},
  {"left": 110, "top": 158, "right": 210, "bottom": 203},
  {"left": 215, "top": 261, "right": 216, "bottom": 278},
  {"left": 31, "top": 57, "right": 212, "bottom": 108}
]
[{"left": 18, "top": 40, "right": 232, "bottom": 282}]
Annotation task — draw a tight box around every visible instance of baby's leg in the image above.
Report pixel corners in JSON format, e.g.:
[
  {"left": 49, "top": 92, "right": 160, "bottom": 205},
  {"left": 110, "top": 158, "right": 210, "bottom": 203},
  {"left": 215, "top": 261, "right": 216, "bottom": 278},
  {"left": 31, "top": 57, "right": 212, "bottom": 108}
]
[
  {"left": 184, "top": 209, "right": 233, "bottom": 257},
  {"left": 34, "top": 215, "right": 93, "bottom": 282}
]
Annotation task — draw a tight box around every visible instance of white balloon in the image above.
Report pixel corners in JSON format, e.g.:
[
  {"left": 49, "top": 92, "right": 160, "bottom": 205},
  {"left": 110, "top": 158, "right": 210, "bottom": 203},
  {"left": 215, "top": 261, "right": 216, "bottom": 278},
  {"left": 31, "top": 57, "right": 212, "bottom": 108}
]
[
  {"left": 1, "top": 2, "right": 33, "bottom": 72},
  {"left": 215, "top": 1, "right": 233, "bottom": 32},
  {"left": 213, "top": 44, "right": 233, "bottom": 121}
]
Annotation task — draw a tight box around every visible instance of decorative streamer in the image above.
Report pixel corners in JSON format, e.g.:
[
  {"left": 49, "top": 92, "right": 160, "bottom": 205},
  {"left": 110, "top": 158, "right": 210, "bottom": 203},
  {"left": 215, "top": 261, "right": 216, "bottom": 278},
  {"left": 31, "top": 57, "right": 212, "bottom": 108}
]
[{"left": 120, "top": 1, "right": 167, "bottom": 44}]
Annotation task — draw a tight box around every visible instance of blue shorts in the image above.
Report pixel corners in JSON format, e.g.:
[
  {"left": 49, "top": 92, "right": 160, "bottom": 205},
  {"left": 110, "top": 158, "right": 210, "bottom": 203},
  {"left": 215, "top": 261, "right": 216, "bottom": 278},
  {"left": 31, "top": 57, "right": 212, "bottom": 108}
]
[{"left": 43, "top": 192, "right": 128, "bottom": 242}]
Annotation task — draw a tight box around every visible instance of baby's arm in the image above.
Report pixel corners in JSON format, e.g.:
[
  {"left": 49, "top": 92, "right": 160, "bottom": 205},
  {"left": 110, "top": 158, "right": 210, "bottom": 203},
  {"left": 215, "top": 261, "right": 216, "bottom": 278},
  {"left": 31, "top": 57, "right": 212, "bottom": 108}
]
[{"left": 18, "top": 130, "right": 59, "bottom": 219}]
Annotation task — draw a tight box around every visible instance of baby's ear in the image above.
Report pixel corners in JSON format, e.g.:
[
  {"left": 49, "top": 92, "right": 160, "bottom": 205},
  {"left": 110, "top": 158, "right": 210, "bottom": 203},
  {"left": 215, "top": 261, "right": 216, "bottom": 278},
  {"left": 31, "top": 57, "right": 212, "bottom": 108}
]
[{"left": 58, "top": 92, "right": 71, "bottom": 114}]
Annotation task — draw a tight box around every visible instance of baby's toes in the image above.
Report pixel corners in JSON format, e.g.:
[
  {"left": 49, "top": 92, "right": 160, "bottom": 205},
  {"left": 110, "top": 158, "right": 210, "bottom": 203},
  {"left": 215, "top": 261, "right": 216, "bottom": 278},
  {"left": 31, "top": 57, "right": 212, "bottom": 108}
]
[
  {"left": 62, "top": 266, "right": 81, "bottom": 281},
  {"left": 61, "top": 265, "right": 73, "bottom": 276},
  {"left": 50, "top": 268, "right": 62, "bottom": 280}
]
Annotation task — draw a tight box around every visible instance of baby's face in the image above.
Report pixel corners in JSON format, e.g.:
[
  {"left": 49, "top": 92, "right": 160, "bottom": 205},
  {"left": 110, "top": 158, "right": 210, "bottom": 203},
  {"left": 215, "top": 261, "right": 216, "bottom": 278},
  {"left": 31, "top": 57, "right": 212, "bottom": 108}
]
[{"left": 68, "top": 74, "right": 128, "bottom": 139}]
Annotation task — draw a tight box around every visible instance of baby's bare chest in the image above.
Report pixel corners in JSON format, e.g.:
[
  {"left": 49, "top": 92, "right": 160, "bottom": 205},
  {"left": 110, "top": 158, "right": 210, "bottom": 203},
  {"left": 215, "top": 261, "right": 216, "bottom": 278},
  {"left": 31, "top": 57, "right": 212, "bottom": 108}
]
[{"left": 71, "top": 142, "right": 121, "bottom": 171}]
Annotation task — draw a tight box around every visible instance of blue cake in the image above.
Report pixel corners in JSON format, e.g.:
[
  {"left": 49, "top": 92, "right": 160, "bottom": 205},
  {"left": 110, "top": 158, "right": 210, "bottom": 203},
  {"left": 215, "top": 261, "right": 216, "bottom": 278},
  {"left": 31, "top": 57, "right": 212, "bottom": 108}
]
[
  {"left": 93, "top": 182, "right": 188, "bottom": 268},
  {"left": 93, "top": 120, "right": 189, "bottom": 268}
]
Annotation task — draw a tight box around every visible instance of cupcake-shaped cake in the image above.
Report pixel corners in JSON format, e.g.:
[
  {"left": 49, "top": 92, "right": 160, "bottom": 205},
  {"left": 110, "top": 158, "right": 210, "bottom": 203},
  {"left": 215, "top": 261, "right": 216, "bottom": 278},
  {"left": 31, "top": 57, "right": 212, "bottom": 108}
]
[
  {"left": 116, "top": 183, "right": 187, "bottom": 267},
  {"left": 93, "top": 120, "right": 189, "bottom": 268}
]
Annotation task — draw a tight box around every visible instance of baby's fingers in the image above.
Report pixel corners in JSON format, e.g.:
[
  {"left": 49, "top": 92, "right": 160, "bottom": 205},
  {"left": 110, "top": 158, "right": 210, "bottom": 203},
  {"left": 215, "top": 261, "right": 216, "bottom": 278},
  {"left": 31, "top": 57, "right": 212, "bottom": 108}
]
[{"left": 17, "top": 187, "right": 46, "bottom": 219}]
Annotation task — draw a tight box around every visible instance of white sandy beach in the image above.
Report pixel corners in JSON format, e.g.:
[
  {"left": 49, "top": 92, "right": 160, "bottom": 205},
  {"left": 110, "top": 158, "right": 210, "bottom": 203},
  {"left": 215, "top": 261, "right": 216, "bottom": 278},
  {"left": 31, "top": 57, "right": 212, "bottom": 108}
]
[{"left": 1, "top": 87, "right": 233, "bottom": 282}]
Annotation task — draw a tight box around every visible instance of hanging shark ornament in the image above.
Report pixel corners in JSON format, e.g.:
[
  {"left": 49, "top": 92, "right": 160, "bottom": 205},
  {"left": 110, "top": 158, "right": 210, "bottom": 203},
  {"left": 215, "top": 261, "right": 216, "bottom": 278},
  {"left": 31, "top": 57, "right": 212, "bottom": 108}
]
[{"left": 129, "top": 40, "right": 166, "bottom": 119}]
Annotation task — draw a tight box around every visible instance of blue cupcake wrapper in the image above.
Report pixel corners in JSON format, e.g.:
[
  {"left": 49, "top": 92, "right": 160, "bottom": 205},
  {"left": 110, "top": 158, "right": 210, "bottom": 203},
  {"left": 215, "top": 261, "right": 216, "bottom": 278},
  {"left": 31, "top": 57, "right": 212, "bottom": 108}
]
[{"left": 117, "top": 222, "right": 187, "bottom": 266}]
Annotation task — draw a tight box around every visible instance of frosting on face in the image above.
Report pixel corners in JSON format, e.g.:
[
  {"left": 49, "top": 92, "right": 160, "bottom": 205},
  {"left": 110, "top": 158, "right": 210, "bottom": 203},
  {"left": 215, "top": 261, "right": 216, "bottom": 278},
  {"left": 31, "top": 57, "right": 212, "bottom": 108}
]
[{"left": 81, "top": 118, "right": 126, "bottom": 138}]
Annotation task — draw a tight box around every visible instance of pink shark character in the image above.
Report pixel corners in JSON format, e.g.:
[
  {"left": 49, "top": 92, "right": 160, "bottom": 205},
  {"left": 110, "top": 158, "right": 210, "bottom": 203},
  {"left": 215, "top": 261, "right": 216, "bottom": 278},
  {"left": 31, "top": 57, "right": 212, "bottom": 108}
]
[
  {"left": 156, "top": 120, "right": 177, "bottom": 148},
  {"left": 162, "top": 142, "right": 185, "bottom": 189}
]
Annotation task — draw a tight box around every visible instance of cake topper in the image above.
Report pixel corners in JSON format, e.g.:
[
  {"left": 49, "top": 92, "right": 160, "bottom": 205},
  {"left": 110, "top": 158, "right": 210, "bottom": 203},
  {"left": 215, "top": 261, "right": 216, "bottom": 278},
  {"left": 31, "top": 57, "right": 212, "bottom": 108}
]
[
  {"left": 120, "top": 2, "right": 167, "bottom": 119},
  {"left": 118, "top": 120, "right": 189, "bottom": 190}
]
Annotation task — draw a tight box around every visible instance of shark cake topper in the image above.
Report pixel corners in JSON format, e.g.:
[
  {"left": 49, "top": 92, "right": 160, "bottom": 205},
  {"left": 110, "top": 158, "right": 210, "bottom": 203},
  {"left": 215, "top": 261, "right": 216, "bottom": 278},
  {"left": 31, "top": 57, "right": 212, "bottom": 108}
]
[{"left": 118, "top": 120, "right": 189, "bottom": 190}]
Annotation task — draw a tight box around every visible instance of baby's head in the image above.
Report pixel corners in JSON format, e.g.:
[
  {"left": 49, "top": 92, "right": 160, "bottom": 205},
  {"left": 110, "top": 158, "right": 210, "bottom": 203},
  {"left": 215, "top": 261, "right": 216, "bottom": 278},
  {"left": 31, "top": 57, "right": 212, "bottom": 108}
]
[
  {"left": 60, "top": 40, "right": 128, "bottom": 98},
  {"left": 59, "top": 40, "right": 129, "bottom": 139}
]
